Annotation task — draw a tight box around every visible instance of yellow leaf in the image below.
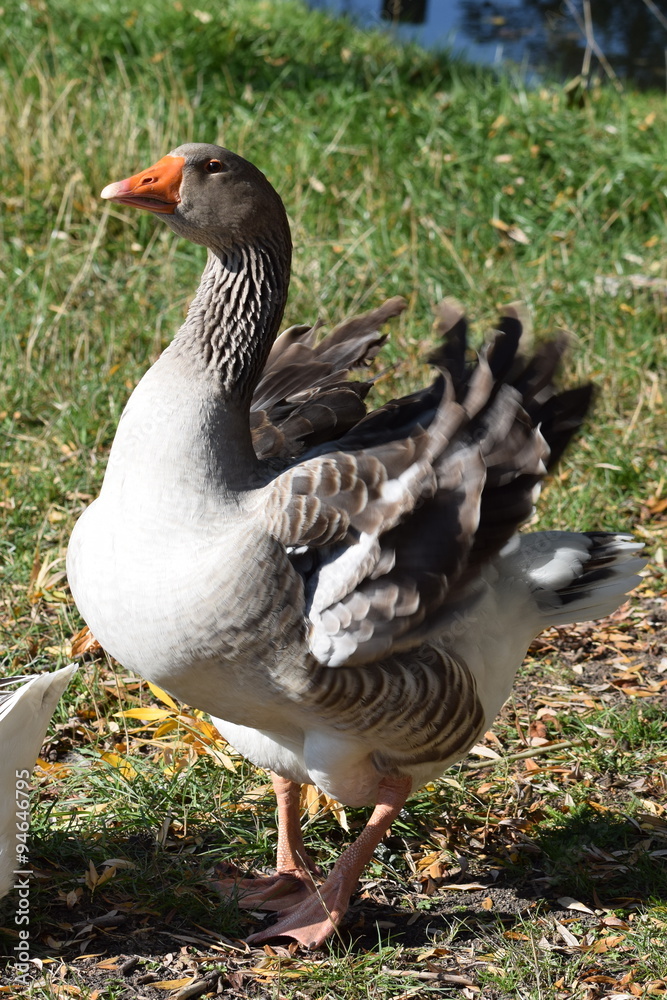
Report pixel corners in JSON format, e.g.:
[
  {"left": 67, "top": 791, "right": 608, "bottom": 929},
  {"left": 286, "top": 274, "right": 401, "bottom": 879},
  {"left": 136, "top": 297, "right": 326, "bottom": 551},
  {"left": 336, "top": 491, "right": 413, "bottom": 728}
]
[
  {"left": 116, "top": 708, "right": 173, "bottom": 722},
  {"left": 153, "top": 719, "right": 179, "bottom": 738},
  {"left": 184, "top": 720, "right": 238, "bottom": 769},
  {"left": 188, "top": 717, "right": 222, "bottom": 741},
  {"left": 152, "top": 977, "right": 196, "bottom": 990},
  {"left": 329, "top": 800, "right": 349, "bottom": 831},
  {"left": 298, "top": 784, "right": 348, "bottom": 830},
  {"left": 416, "top": 946, "right": 451, "bottom": 961},
  {"left": 302, "top": 783, "right": 322, "bottom": 818},
  {"left": 99, "top": 752, "right": 137, "bottom": 780},
  {"left": 147, "top": 682, "right": 180, "bottom": 711},
  {"left": 416, "top": 851, "right": 443, "bottom": 872}
]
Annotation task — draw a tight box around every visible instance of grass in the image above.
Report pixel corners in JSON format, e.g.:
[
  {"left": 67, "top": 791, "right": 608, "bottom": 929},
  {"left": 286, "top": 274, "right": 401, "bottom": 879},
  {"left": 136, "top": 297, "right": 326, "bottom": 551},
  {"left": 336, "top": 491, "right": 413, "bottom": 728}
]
[{"left": 0, "top": 0, "right": 666, "bottom": 996}]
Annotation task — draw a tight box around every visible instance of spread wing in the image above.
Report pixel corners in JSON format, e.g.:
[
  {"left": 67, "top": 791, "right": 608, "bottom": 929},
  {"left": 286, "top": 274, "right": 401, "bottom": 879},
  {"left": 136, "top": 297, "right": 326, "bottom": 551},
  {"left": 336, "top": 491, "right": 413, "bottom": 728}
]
[
  {"left": 250, "top": 297, "right": 406, "bottom": 461},
  {"left": 263, "top": 301, "right": 592, "bottom": 668}
]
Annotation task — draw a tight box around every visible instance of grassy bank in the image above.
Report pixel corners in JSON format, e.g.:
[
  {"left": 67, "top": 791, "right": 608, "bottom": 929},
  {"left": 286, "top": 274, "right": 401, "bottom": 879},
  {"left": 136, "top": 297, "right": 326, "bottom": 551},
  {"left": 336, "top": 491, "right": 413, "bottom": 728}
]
[{"left": 1, "top": 0, "right": 666, "bottom": 996}]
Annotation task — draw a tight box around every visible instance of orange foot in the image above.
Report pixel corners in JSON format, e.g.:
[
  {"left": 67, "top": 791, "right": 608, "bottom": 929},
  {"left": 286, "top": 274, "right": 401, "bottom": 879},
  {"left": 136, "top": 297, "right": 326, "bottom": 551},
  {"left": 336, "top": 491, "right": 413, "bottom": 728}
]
[
  {"left": 245, "top": 773, "right": 413, "bottom": 949},
  {"left": 246, "top": 871, "right": 352, "bottom": 949},
  {"left": 211, "top": 861, "right": 319, "bottom": 911}
]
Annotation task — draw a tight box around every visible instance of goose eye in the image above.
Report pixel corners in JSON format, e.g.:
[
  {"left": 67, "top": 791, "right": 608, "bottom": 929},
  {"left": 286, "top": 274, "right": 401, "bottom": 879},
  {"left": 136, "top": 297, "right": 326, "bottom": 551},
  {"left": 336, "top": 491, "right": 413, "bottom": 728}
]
[{"left": 205, "top": 159, "right": 224, "bottom": 174}]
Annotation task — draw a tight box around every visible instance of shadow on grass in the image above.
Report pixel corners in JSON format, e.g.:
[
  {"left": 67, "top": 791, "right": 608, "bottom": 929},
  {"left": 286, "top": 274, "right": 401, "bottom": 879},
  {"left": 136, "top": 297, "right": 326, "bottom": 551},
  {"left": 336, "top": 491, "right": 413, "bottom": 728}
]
[
  {"left": 2, "top": 806, "right": 665, "bottom": 962},
  {"left": 530, "top": 806, "right": 667, "bottom": 904},
  {"left": 0, "top": 827, "right": 244, "bottom": 964},
  {"left": 300, "top": 806, "right": 667, "bottom": 952}
]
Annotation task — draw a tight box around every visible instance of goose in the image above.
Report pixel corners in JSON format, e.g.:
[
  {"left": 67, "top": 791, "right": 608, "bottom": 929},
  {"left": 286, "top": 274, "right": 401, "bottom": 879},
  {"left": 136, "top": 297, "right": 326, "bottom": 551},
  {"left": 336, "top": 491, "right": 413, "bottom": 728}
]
[
  {"left": 0, "top": 664, "right": 76, "bottom": 899},
  {"left": 67, "top": 143, "right": 643, "bottom": 948}
]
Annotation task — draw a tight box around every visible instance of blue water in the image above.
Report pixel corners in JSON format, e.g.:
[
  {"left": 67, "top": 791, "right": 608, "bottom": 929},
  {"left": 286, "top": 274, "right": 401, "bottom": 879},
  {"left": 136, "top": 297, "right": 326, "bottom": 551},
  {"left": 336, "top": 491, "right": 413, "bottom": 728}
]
[
  {"left": 307, "top": 0, "right": 528, "bottom": 67},
  {"left": 305, "top": 0, "right": 667, "bottom": 89}
]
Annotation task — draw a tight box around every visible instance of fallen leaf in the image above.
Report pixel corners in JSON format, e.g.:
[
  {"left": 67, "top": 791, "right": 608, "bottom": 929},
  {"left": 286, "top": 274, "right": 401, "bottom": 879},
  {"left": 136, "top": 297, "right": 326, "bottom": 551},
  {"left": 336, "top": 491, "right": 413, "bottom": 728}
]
[
  {"left": 415, "top": 851, "right": 443, "bottom": 872},
  {"left": 557, "top": 896, "right": 595, "bottom": 914},
  {"left": 555, "top": 922, "right": 580, "bottom": 947},
  {"left": 439, "top": 882, "right": 488, "bottom": 891},
  {"left": 590, "top": 934, "right": 626, "bottom": 953},
  {"left": 469, "top": 744, "right": 501, "bottom": 760},
  {"left": 529, "top": 720, "right": 549, "bottom": 740},
  {"left": 116, "top": 708, "right": 173, "bottom": 722},
  {"left": 152, "top": 977, "right": 196, "bottom": 990},
  {"left": 147, "top": 682, "right": 180, "bottom": 711},
  {"left": 99, "top": 752, "right": 137, "bottom": 780}
]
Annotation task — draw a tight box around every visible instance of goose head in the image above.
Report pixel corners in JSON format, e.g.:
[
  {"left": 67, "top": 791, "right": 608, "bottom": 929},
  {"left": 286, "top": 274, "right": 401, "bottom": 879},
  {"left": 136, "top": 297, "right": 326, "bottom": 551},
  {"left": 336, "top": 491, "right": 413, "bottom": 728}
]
[{"left": 101, "top": 142, "right": 291, "bottom": 260}]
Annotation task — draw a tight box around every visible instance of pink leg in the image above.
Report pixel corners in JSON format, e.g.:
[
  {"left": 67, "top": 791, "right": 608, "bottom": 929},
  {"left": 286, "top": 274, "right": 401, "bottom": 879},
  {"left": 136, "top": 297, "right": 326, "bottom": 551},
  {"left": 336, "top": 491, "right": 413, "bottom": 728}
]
[
  {"left": 273, "top": 773, "right": 320, "bottom": 875},
  {"left": 247, "top": 774, "right": 412, "bottom": 949},
  {"left": 212, "top": 773, "right": 321, "bottom": 911}
]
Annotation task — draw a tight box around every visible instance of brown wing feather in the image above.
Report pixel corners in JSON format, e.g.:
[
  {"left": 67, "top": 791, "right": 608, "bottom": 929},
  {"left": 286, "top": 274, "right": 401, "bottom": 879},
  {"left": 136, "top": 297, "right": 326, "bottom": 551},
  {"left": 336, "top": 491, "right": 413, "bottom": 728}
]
[
  {"left": 250, "top": 297, "right": 406, "bottom": 460},
  {"left": 262, "top": 300, "right": 591, "bottom": 668}
]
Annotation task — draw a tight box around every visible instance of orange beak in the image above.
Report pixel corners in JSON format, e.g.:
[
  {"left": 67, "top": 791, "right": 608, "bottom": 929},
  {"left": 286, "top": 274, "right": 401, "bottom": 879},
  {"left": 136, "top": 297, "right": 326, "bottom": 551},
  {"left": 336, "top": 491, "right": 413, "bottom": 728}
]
[{"left": 100, "top": 154, "right": 186, "bottom": 214}]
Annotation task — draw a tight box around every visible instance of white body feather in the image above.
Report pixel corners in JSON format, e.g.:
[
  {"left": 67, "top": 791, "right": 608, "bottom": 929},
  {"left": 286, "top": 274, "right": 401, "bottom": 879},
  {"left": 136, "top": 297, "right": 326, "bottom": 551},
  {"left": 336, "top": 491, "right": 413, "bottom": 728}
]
[{"left": 0, "top": 665, "right": 76, "bottom": 899}]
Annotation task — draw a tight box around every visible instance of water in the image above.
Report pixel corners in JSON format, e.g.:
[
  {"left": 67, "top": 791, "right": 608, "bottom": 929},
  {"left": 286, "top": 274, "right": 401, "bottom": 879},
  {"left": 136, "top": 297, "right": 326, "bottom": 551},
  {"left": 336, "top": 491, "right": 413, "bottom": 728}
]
[{"left": 305, "top": 0, "right": 667, "bottom": 89}]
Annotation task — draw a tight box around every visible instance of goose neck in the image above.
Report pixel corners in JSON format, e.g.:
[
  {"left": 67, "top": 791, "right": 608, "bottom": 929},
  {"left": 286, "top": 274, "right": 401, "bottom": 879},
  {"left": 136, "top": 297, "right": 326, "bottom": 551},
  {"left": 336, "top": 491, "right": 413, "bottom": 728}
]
[{"left": 172, "top": 240, "right": 290, "bottom": 401}]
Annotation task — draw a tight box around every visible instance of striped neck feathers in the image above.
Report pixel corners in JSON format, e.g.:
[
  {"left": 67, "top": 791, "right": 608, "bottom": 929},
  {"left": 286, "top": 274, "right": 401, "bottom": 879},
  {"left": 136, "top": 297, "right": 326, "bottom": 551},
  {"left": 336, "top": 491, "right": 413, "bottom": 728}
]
[{"left": 172, "top": 239, "right": 290, "bottom": 401}]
